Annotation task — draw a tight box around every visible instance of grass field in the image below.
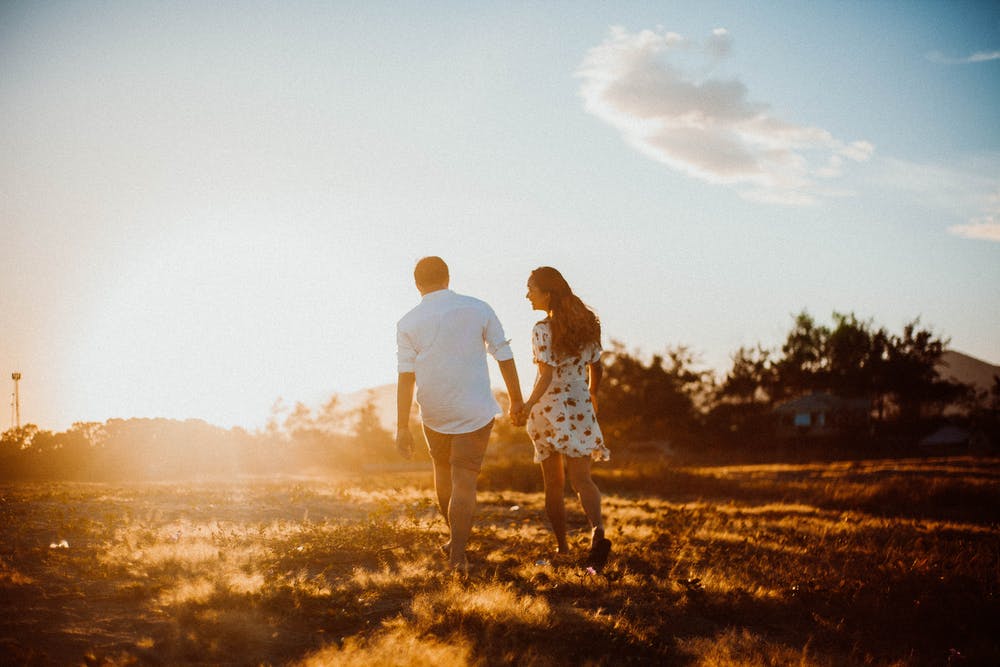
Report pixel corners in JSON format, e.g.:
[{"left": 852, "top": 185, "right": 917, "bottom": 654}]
[{"left": 1, "top": 455, "right": 998, "bottom": 665}]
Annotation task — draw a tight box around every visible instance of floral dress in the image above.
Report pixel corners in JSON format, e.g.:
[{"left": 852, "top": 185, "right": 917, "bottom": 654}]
[{"left": 527, "top": 320, "right": 609, "bottom": 463}]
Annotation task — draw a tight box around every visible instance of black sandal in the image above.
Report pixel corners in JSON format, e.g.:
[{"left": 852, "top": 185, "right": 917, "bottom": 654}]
[{"left": 585, "top": 536, "right": 612, "bottom": 570}]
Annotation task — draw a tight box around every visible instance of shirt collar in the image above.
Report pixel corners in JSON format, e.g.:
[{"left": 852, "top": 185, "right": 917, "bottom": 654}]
[{"left": 421, "top": 288, "right": 453, "bottom": 302}]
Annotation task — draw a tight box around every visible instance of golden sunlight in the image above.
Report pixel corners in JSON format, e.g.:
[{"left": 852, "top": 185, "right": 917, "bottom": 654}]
[{"left": 53, "top": 221, "right": 396, "bottom": 430}]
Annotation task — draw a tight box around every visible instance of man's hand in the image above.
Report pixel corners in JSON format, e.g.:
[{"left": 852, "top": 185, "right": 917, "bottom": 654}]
[
  {"left": 508, "top": 399, "right": 525, "bottom": 428},
  {"left": 396, "top": 428, "right": 414, "bottom": 460},
  {"left": 512, "top": 400, "right": 531, "bottom": 428}
]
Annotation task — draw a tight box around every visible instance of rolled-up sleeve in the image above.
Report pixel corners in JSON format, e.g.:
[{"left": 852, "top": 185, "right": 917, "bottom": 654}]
[
  {"left": 396, "top": 323, "right": 416, "bottom": 373},
  {"left": 483, "top": 307, "right": 513, "bottom": 361}
]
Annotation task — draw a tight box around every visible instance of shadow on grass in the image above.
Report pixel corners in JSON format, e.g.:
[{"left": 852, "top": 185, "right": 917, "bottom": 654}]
[{"left": 482, "top": 455, "right": 1000, "bottom": 525}]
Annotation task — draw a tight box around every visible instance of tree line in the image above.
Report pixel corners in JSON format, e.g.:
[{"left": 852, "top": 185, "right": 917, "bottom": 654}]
[
  {"left": 0, "top": 394, "right": 397, "bottom": 481},
  {"left": 594, "top": 311, "right": 998, "bottom": 449},
  {"left": 3, "top": 310, "right": 998, "bottom": 480}
]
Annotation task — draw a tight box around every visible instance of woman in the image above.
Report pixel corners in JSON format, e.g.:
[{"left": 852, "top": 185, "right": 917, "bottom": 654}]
[{"left": 520, "top": 266, "right": 611, "bottom": 568}]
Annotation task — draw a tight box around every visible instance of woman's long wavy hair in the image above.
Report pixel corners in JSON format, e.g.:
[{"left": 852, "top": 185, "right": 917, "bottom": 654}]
[{"left": 530, "top": 266, "right": 601, "bottom": 360}]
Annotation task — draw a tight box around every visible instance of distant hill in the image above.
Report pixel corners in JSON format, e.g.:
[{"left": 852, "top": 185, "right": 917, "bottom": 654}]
[{"left": 937, "top": 350, "right": 1000, "bottom": 394}]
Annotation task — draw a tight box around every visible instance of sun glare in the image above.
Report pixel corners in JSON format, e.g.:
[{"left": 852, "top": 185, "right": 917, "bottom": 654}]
[{"left": 51, "top": 220, "right": 400, "bottom": 430}]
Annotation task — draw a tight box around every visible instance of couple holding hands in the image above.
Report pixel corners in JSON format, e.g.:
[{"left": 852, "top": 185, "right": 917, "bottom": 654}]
[{"left": 396, "top": 257, "right": 611, "bottom": 573}]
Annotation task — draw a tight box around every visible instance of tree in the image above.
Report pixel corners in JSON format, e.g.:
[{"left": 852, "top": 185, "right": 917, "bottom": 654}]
[
  {"left": 773, "top": 310, "right": 830, "bottom": 399},
  {"left": 598, "top": 342, "right": 709, "bottom": 444},
  {"left": 883, "top": 319, "right": 969, "bottom": 422},
  {"left": 718, "top": 344, "right": 777, "bottom": 405},
  {"left": 1, "top": 424, "right": 39, "bottom": 451},
  {"left": 711, "top": 310, "right": 976, "bottom": 445},
  {"left": 825, "top": 312, "right": 881, "bottom": 398},
  {"left": 353, "top": 391, "right": 394, "bottom": 463}
]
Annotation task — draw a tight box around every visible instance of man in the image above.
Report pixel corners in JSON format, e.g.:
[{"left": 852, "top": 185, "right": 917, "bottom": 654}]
[{"left": 396, "top": 256, "right": 524, "bottom": 572}]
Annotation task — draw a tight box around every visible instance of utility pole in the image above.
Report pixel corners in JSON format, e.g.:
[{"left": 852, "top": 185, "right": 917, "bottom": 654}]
[{"left": 11, "top": 372, "right": 21, "bottom": 429}]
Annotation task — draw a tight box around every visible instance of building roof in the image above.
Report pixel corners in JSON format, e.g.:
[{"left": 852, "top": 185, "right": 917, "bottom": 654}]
[
  {"left": 919, "top": 426, "right": 970, "bottom": 447},
  {"left": 773, "top": 391, "right": 870, "bottom": 414}
]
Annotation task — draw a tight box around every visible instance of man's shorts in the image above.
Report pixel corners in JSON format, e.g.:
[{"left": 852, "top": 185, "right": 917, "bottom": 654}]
[{"left": 423, "top": 419, "right": 494, "bottom": 472}]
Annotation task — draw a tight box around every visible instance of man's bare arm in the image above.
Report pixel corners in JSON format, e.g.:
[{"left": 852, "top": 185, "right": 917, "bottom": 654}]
[
  {"left": 497, "top": 358, "right": 524, "bottom": 422},
  {"left": 396, "top": 372, "right": 416, "bottom": 459}
]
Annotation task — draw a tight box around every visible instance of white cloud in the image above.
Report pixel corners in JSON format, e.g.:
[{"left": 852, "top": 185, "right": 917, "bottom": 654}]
[
  {"left": 878, "top": 158, "right": 1000, "bottom": 243},
  {"left": 949, "top": 220, "right": 1000, "bottom": 242},
  {"left": 576, "top": 26, "right": 873, "bottom": 205},
  {"left": 926, "top": 49, "right": 1000, "bottom": 65},
  {"left": 948, "top": 187, "right": 1000, "bottom": 242}
]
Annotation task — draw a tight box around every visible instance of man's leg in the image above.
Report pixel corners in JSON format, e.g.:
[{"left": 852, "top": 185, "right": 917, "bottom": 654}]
[
  {"left": 423, "top": 426, "right": 454, "bottom": 551},
  {"left": 447, "top": 466, "right": 478, "bottom": 567},
  {"left": 432, "top": 458, "right": 452, "bottom": 524},
  {"left": 444, "top": 420, "right": 493, "bottom": 569}
]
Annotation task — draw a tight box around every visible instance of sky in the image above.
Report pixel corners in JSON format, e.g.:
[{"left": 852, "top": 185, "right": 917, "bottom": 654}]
[{"left": 2, "top": 1, "right": 998, "bottom": 432}]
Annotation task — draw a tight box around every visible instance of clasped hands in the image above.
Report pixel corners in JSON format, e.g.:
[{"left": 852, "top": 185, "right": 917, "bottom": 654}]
[
  {"left": 395, "top": 399, "right": 531, "bottom": 460},
  {"left": 508, "top": 399, "right": 530, "bottom": 428},
  {"left": 396, "top": 401, "right": 534, "bottom": 461},
  {"left": 397, "top": 394, "right": 596, "bottom": 459}
]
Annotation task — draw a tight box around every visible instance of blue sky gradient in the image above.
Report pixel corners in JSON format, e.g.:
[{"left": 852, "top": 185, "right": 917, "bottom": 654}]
[{"left": 2, "top": 1, "right": 997, "bottom": 430}]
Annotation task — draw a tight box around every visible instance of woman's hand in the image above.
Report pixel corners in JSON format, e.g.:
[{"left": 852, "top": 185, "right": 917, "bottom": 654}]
[
  {"left": 507, "top": 398, "right": 525, "bottom": 426},
  {"left": 513, "top": 400, "right": 533, "bottom": 428}
]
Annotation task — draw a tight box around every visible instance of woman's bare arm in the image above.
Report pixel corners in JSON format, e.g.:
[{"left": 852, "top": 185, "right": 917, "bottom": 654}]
[
  {"left": 588, "top": 361, "right": 602, "bottom": 416},
  {"left": 524, "top": 362, "right": 555, "bottom": 416}
]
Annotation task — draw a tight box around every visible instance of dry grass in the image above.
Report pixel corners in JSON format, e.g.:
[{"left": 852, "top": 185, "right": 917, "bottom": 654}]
[{"left": 0, "top": 456, "right": 997, "bottom": 665}]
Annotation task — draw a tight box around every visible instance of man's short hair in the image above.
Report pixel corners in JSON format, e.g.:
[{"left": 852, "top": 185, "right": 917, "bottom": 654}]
[{"left": 414, "top": 256, "right": 449, "bottom": 287}]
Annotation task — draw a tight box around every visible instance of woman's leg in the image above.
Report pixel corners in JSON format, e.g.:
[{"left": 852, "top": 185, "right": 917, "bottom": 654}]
[
  {"left": 566, "top": 455, "right": 603, "bottom": 535},
  {"left": 540, "top": 453, "right": 569, "bottom": 552}
]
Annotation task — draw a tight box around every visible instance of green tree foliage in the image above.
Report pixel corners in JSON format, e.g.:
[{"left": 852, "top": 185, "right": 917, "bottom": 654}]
[
  {"left": 351, "top": 391, "right": 396, "bottom": 464},
  {"left": 598, "top": 342, "right": 711, "bottom": 445},
  {"left": 826, "top": 313, "right": 884, "bottom": 399},
  {"left": 886, "top": 320, "right": 969, "bottom": 422},
  {"left": 774, "top": 311, "right": 828, "bottom": 397},
  {"left": 0, "top": 424, "right": 39, "bottom": 451},
  {"left": 716, "top": 310, "right": 973, "bottom": 429},
  {"left": 718, "top": 345, "right": 777, "bottom": 405},
  {"left": 0, "top": 391, "right": 399, "bottom": 481},
  {"left": 271, "top": 392, "right": 398, "bottom": 471}
]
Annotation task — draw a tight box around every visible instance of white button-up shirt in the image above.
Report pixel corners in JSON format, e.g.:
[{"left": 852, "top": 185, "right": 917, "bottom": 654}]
[{"left": 397, "top": 289, "right": 513, "bottom": 434}]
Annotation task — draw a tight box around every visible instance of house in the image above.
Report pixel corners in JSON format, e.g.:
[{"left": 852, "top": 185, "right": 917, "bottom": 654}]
[
  {"left": 773, "top": 392, "right": 871, "bottom": 438},
  {"left": 918, "top": 425, "right": 970, "bottom": 449}
]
